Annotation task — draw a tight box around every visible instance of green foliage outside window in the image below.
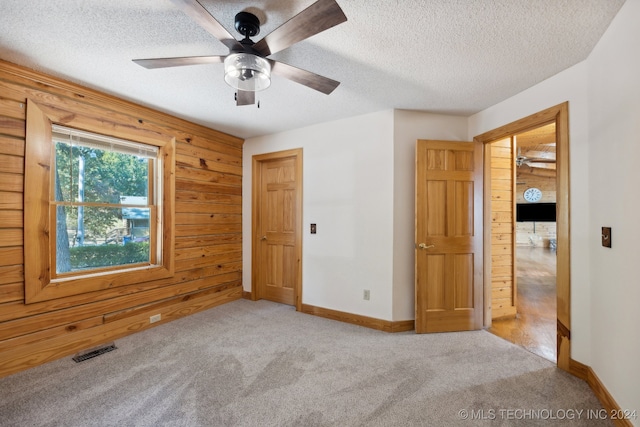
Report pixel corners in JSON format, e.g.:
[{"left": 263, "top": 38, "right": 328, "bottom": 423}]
[
  {"left": 54, "top": 133, "right": 154, "bottom": 273},
  {"left": 68, "top": 242, "right": 150, "bottom": 270},
  {"left": 55, "top": 142, "right": 149, "bottom": 241}
]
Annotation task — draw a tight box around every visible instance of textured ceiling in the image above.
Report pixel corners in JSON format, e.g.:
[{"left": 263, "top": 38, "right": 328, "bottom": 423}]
[{"left": 0, "top": 0, "right": 625, "bottom": 139}]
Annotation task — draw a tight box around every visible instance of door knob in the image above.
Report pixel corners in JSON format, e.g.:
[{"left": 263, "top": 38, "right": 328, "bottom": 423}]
[
  {"left": 418, "top": 243, "right": 435, "bottom": 249},
  {"left": 261, "top": 235, "right": 267, "bottom": 241}
]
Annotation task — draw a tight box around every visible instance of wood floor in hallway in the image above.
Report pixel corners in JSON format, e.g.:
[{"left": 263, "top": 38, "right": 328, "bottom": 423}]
[{"left": 489, "top": 246, "right": 557, "bottom": 362}]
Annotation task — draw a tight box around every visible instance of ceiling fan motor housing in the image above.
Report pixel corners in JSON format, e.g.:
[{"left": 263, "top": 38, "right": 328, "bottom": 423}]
[{"left": 235, "top": 12, "right": 260, "bottom": 38}]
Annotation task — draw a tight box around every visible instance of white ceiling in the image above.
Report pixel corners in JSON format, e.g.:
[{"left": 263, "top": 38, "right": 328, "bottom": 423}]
[{"left": 0, "top": 0, "right": 625, "bottom": 139}]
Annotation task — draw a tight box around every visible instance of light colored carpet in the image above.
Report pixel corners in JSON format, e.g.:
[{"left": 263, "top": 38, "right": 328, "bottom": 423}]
[{"left": 0, "top": 299, "right": 610, "bottom": 426}]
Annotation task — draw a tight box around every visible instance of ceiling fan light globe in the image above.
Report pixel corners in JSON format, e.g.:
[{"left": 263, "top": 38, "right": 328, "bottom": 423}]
[{"left": 224, "top": 53, "right": 271, "bottom": 92}]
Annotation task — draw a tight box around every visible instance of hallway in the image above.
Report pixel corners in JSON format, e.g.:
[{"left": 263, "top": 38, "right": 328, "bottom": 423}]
[{"left": 489, "top": 247, "right": 557, "bottom": 362}]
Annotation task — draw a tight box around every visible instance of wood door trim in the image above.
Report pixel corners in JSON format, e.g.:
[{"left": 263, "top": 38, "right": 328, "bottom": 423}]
[
  {"left": 474, "top": 102, "right": 570, "bottom": 371},
  {"left": 483, "top": 143, "right": 492, "bottom": 326},
  {"left": 510, "top": 138, "right": 518, "bottom": 311},
  {"left": 251, "top": 148, "right": 303, "bottom": 311}
]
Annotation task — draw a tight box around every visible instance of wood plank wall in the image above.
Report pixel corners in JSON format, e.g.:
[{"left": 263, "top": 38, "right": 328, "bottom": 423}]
[
  {"left": 490, "top": 138, "right": 517, "bottom": 319},
  {"left": 515, "top": 171, "right": 557, "bottom": 246},
  {"left": 0, "top": 61, "right": 243, "bottom": 378}
]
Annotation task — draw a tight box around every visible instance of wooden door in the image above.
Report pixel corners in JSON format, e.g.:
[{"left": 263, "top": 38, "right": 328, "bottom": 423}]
[
  {"left": 415, "top": 140, "right": 483, "bottom": 333},
  {"left": 252, "top": 149, "right": 302, "bottom": 308}
]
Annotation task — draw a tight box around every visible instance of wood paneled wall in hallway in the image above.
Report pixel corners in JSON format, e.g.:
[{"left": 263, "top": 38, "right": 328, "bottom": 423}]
[
  {"left": 0, "top": 61, "right": 243, "bottom": 377},
  {"left": 489, "top": 137, "right": 517, "bottom": 319}
]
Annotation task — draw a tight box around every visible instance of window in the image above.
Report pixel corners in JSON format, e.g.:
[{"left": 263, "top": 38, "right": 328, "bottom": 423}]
[
  {"left": 52, "top": 125, "right": 159, "bottom": 275},
  {"left": 24, "top": 100, "right": 175, "bottom": 303}
]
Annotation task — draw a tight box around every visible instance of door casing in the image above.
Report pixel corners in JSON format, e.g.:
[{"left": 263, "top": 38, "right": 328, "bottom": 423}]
[{"left": 474, "top": 102, "right": 570, "bottom": 371}]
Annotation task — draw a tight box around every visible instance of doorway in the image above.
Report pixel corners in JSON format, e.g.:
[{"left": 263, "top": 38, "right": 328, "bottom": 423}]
[
  {"left": 489, "top": 123, "right": 558, "bottom": 362},
  {"left": 474, "top": 102, "right": 571, "bottom": 371},
  {"left": 251, "top": 148, "right": 303, "bottom": 311}
]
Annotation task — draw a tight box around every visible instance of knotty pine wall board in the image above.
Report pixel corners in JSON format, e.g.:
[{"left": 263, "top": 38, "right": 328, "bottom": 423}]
[{"left": 0, "top": 60, "right": 243, "bottom": 378}]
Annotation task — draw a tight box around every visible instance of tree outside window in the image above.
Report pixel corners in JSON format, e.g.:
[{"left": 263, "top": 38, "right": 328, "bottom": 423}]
[{"left": 52, "top": 126, "right": 157, "bottom": 274}]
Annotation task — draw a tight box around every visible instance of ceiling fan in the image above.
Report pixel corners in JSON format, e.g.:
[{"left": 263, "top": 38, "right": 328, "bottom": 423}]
[
  {"left": 133, "top": 0, "right": 347, "bottom": 106},
  {"left": 516, "top": 147, "right": 556, "bottom": 167}
]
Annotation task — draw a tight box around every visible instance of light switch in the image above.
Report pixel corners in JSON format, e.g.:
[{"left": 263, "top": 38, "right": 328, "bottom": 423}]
[
  {"left": 602, "top": 227, "right": 611, "bottom": 248},
  {"left": 310, "top": 223, "right": 316, "bottom": 234}
]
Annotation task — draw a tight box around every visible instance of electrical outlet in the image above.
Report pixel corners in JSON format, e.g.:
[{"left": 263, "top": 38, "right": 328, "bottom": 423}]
[
  {"left": 363, "top": 290, "right": 370, "bottom": 301},
  {"left": 150, "top": 314, "right": 161, "bottom": 323}
]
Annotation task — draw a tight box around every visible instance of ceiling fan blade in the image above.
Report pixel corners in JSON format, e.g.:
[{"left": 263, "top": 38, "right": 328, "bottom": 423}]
[
  {"left": 236, "top": 90, "right": 255, "bottom": 106},
  {"left": 526, "top": 158, "right": 556, "bottom": 163},
  {"left": 270, "top": 61, "right": 339, "bottom": 95},
  {"left": 170, "top": 0, "right": 242, "bottom": 51},
  {"left": 252, "top": 0, "right": 347, "bottom": 57},
  {"left": 133, "top": 55, "right": 225, "bottom": 69}
]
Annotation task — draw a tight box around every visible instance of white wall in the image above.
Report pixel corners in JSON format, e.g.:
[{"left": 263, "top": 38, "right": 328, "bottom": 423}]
[
  {"left": 468, "top": 0, "right": 640, "bottom": 415},
  {"left": 586, "top": 0, "right": 640, "bottom": 416},
  {"left": 392, "top": 110, "right": 468, "bottom": 320},
  {"left": 243, "top": 110, "right": 396, "bottom": 320},
  {"left": 244, "top": 109, "right": 470, "bottom": 322},
  {"left": 242, "top": 0, "right": 639, "bottom": 413},
  {"left": 467, "top": 62, "right": 591, "bottom": 363}
]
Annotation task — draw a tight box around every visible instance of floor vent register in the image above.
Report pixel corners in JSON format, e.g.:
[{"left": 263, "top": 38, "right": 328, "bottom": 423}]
[{"left": 72, "top": 343, "right": 117, "bottom": 363}]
